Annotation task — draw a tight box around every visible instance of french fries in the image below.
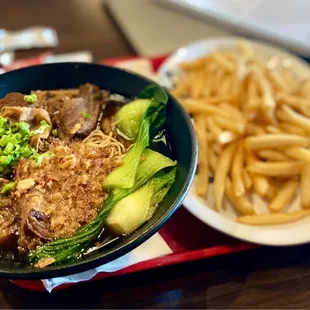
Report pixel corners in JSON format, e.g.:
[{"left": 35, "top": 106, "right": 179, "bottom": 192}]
[
  {"left": 212, "top": 52, "right": 235, "bottom": 72},
  {"left": 301, "top": 163, "right": 310, "bottom": 209},
  {"left": 277, "top": 94, "right": 310, "bottom": 113},
  {"left": 180, "top": 99, "right": 230, "bottom": 117},
  {"left": 171, "top": 80, "right": 189, "bottom": 97},
  {"left": 171, "top": 39, "right": 310, "bottom": 226},
  {"left": 225, "top": 179, "right": 255, "bottom": 215},
  {"left": 207, "top": 96, "right": 235, "bottom": 105},
  {"left": 247, "top": 161, "right": 304, "bottom": 177},
  {"left": 214, "top": 143, "right": 237, "bottom": 211},
  {"left": 238, "top": 40, "right": 254, "bottom": 59},
  {"left": 281, "top": 104, "right": 310, "bottom": 132},
  {"left": 266, "top": 125, "right": 284, "bottom": 134},
  {"left": 284, "top": 147, "right": 310, "bottom": 162},
  {"left": 192, "top": 70, "right": 205, "bottom": 99},
  {"left": 246, "top": 74, "right": 259, "bottom": 111},
  {"left": 246, "top": 124, "right": 265, "bottom": 136},
  {"left": 231, "top": 141, "right": 246, "bottom": 196},
  {"left": 207, "top": 118, "right": 222, "bottom": 137},
  {"left": 207, "top": 118, "right": 239, "bottom": 144},
  {"left": 245, "top": 134, "right": 309, "bottom": 150},
  {"left": 266, "top": 70, "right": 288, "bottom": 91},
  {"left": 242, "top": 170, "right": 252, "bottom": 189},
  {"left": 253, "top": 67, "right": 277, "bottom": 121},
  {"left": 257, "top": 149, "right": 290, "bottom": 162},
  {"left": 194, "top": 115, "right": 209, "bottom": 197},
  {"left": 279, "top": 122, "right": 307, "bottom": 136},
  {"left": 217, "top": 131, "right": 239, "bottom": 144},
  {"left": 269, "top": 180, "right": 299, "bottom": 212},
  {"left": 219, "top": 103, "right": 245, "bottom": 123},
  {"left": 238, "top": 210, "right": 310, "bottom": 225},
  {"left": 245, "top": 151, "right": 271, "bottom": 197},
  {"left": 213, "top": 115, "right": 245, "bottom": 134},
  {"left": 264, "top": 184, "right": 278, "bottom": 201},
  {"left": 208, "top": 148, "right": 218, "bottom": 174}
]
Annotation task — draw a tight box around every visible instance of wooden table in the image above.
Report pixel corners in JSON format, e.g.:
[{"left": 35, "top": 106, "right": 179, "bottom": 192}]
[{"left": 1, "top": 0, "right": 310, "bottom": 308}]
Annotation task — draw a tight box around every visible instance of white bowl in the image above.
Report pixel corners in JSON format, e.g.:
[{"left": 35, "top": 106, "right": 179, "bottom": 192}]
[{"left": 158, "top": 37, "right": 310, "bottom": 246}]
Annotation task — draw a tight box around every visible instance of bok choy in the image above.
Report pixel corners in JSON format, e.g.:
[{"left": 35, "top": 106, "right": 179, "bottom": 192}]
[
  {"left": 115, "top": 99, "right": 152, "bottom": 141},
  {"left": 106, "top": 167, "right": 176, "bottom": 235},
  {"left": 103, "top": 84, "right": 168, "bottom": 190}
]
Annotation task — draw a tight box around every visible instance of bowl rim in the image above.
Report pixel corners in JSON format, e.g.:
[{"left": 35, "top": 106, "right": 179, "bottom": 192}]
[{"left": 0, "top": 62, "right": 198, "bottom": 279}]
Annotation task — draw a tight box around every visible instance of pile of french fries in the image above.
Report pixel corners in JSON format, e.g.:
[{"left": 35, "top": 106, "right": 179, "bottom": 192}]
[{"left": 172, "top": 40, "right": 310, "bottom": 225}]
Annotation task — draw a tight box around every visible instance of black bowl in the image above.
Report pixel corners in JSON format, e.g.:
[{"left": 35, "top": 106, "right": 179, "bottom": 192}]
[{"left": 0, "top": 63, "right": 197, "bottom": 279}]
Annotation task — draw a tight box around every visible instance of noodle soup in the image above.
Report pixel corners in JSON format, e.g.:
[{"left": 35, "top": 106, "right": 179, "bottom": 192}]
[{"left": 0, "top": 83, "right": 177, "bottom": 268}]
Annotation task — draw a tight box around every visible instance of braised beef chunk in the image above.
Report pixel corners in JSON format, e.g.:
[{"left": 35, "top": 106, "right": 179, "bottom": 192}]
[
  {"left": 0, "top": 93, "right": 29, "bottom": 109},
  {"left": 25, "top": 209, "right": 52, "bottom": 244},
  {"left": 0, "top": 199, "right": 18, "bottom": 247},
  {"left": 33, "top": 83, "right": 106, "bottom": 138},
  {"left": 100, "top": 101, "right": 122, "bottom": 135},
  {"left": 0, "top": 184, "right": 16, "bottom": 248},
  {"left": 55, "top": 84, "right": 103, "bottom": 137},
  {"left": 32, "top": 89, "right": 80, "bottom": 116},
  {"left": 17, "top": 192, "right": 47, "bottom": 254}
]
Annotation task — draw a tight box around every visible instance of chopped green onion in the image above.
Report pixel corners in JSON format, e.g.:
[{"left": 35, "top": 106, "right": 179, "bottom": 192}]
[
  {"left": 40, "top": 120, "right": 48, "bottom": 127},
  {"left": 0, "top": 155, "right": 12, "bottom": 166},
  {"left": 30, "top": 121, "right": 50, "bottom": 136},
  {"left": 32, "top": 151, "right": 52, "bottom": 165},
  {"left": 0, "top": 116, "right": 50, "bottom": 175},
  {"left": 0, "top": 182, "right": 15, "bottom": 195},
  {"left": 0, "top": 118, "right": 7, "bottom": 128},
  {"left": 51, "top": 129, "right": 58, "bottom": 137},
  {"left": 38, "top": 120, "right": 49, "bottom": 132},
  {"left": 82, "top": 112, "right": 91, "bottom": 119},
  {"left": 24, "top": 94, "right": 37, "bottom": 103},
  {"left": 21, "top": 145, "right": 34, "bottom": 157},
  {"left": 3, "top": 142, "right": 14, "bottom": 155}
]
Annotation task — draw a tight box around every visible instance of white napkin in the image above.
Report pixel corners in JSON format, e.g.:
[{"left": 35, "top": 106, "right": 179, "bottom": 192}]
[
  {"left": 41, "top": 58, "right": 167, "bottom": 293},
  {"left": 42, "top": 233, "right": 172, "bottom": 292},
  {"left": 113, "top": 58, "right": 159, "bottom": 82}
]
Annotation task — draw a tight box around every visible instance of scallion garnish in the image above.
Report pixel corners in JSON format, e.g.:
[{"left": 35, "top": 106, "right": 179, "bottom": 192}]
[
  {"left": 0, "top": 116, "right": 50, "bottom": 174},
  {"left": 0, "top": 182, "right": 15, "bottom": 195},
  {"left": 24, "top": 94, "right": 37, "bottom": 103},
  {"left": 51, "top": 129, "right": 58, "bottom": 137},
  {"left": 82, "top": 112, "right": 91, "bottom": 119}
]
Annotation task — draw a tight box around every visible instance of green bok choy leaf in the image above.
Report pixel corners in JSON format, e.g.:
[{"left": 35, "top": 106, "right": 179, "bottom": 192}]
[
  {"left": 115, "top": 99, "right": 152, "bottom": 141},
  {"left": 106, "top": 167, "right": 176, "bottom": 235},
  {"left": 102, "top": 84, "right": 169, "bottom": 190}
]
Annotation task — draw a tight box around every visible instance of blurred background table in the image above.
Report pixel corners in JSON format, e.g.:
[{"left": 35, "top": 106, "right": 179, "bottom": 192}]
[
  {"left": 1, "top": 0, "right": 310, "bottom": 308},
  {"left": 3, "top": 0, "right": 135, "bottom": 61}
]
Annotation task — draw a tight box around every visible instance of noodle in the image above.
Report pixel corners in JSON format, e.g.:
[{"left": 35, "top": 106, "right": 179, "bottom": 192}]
[{"left": 83, "top": 130, "right": 127, "bottom": 157}]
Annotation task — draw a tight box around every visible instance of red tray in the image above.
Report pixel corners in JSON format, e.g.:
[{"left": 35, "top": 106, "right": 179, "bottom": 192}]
[
  {"left": 9, "top": 54, "right": 256, "bottom": 292},
  {"left": 12, "top": 207, "right": 255, "bottom": 292}
]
